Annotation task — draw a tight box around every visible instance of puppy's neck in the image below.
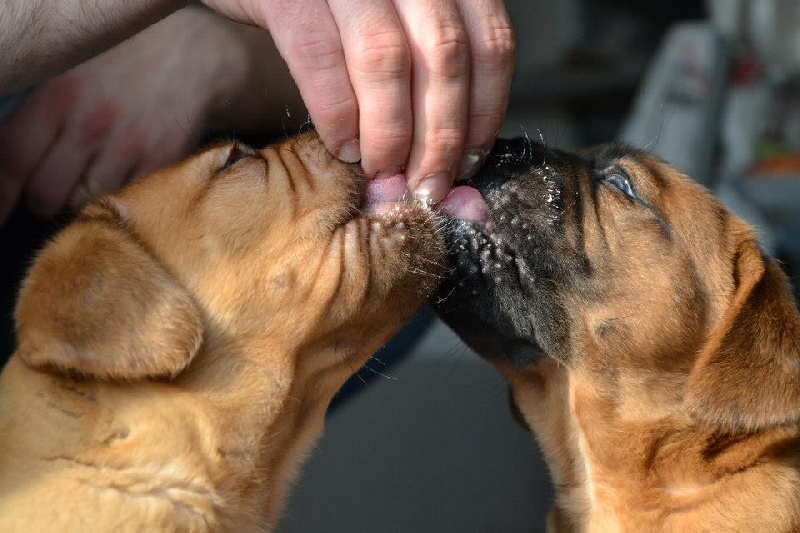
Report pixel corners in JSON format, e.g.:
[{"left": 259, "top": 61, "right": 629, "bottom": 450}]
[
  {"left": 174, "top": 333, "right": 369, "bottom": 525},
  {"left": 506, "top": 359, "right": 800, "bottom": 531},
  {"left": 1, "top": 334, "right": 368, "bottom": 531}
]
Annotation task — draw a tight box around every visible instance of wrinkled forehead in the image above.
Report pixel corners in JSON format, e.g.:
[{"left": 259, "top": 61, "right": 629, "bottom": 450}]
[
  {"left": 579, "top": 144, "right": 671, "bottom": 185},
  {"left": 111, "top": 146, "right": 223, "bottom": 221},
  {"left": 581, "top": 144, "right": 732, "bottom": 256},
  {"left": 581, "top": 144, "right": 714, "bottom": 206}
]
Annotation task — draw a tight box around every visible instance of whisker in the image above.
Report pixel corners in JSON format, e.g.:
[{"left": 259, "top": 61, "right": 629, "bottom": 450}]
[
  {"left": 362, "top": 364, "right": 399, "bottom": 381},
  {"left": 369, "top": 355, "right": 387, "bottom": 366},
  {"left": 434, "top": 285, "right": 457, "bottom": 305}
]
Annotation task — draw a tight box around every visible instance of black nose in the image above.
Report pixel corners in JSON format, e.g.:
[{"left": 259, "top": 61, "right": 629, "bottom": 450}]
[
  {"left": 464, "top": 138, "right": 567, "bottom": 198},
  {"left": 469, "top": 138, "right": 563, "bottom": 181}
]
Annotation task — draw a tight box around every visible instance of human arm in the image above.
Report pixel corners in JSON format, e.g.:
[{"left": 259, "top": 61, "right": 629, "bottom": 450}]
[
  {"left": 0, "top": 0, "right": 192, "bottom": 95},
  {"left": 0, "top": 6, "right": 303, "bottom": 221}
]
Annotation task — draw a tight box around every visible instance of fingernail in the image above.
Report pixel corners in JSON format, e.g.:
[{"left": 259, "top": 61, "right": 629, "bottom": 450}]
[
  {"left": 337, "top": 139, "right": 361, "bottom": 163},
  {"left": 413, "top": 172, "right": 450, "bottom": 206},
  {"left": 457, "top": 149, "right": 488, "bottom": 181}
]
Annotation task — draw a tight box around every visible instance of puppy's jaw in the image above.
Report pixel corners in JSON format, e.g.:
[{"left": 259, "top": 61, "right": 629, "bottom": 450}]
[{"left": 435, "top": 139, "right": 578, "bottom": 365}]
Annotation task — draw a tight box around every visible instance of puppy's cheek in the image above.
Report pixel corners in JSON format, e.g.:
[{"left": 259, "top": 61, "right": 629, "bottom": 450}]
[
  {"left": 508, "top": 387, "right": 533, "bottom": 432},
  {"left": 368, "top": 215, "right": 444, "bottom": 298}
]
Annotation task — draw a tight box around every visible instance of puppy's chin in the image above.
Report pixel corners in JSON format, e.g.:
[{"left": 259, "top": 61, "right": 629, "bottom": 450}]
[{"left": 334, "top": 198, "right": 444, "bottom": 329}]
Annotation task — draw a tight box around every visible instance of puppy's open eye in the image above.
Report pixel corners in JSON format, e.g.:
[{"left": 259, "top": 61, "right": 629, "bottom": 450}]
[{"left": 603, "top": 171, "right": 636, "bottom": 200}]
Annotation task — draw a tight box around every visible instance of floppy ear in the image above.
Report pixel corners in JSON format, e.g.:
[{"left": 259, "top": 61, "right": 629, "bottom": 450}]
[
  {"left": 685, "top": 228, "right": 800, "bottom": 431},
  {"left": 15, "top": 220, "right": 204, "bottom": 380}
]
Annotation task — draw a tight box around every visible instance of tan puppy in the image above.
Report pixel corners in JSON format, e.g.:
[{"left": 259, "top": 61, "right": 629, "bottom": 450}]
[
  {"left": 0, "top": 133, "right": 444, "bottom": 531},
  {"left": 435, "top": 139, "right": 800, "bottom": 531}
]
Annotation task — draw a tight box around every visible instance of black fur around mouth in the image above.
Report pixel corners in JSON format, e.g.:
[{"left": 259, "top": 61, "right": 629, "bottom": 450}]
[{"left": 433, "top": 138, "right": 578, "bottom": 367}]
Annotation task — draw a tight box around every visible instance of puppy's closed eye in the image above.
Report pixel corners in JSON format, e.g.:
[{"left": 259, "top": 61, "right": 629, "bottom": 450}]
[
  {"left": 217, "top": 143, "right": 256, "bottom": 174},
  {"left": 604, "top": 172, "right": 635, "bottom": 200}
]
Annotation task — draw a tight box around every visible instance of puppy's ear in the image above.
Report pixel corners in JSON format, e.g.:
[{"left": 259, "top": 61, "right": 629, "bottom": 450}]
[
  {"left": 685, "top": 228, "right": 800, "bottom": 431},
  {"left": 15, "top": 220, "right": 203, "bottom": 380}
]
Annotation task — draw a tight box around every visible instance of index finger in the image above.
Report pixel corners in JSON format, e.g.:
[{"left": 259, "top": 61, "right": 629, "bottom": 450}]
[
  {"left": 393, "top": 0, "right": 471, "bottom": 204},
  {"left": 456, "top": 0, "right": 515, "bottom": 180},
  {"left": 262, "top": 0, "right": 361, "bottom": 162}
]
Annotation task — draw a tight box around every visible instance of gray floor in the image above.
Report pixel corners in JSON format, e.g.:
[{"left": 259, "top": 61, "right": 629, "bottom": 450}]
[{"left": 278, "top": 320, "right": 554, "bottom": 533}]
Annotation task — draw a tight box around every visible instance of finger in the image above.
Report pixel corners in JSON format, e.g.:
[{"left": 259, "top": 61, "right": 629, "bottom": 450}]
[
  {"left": 72, "top": 124, "right": 189, "bottom": 209},
  {"left": 26, "top": 99, "right": 120, "bottom": 215},
  {"left": 25, "top": 132, "right": 98, "bottom": 217},
  {"left": 0, "top": 82, "right": 76, "bottom": 180},
  {"left": 131, "top": 138, "right": 188, "bottom": 183},
  {"left": 69, "top": 159, "right": 139, "bottom": 209},
  {"left": 393, "top": 0, "right": 471, "bottom": 204},
  {"left": 328, "top": 0, "right": 411, "bottom": 177},
  {"left": 455, "top": 0, "right": 515, "bottom": 180},
  {"left": 262, "top": 0, "right": 361, "bottom": 162},
  {"left": 69, "top": 136, "right": 145, "bottom": 208}
]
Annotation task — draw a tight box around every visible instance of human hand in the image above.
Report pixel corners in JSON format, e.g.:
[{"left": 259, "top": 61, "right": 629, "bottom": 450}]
[
  {"left": 203, "top": 0, "right": 516, "bottom": 204},
  {"left": 0, "top": 7, "right": 254, "bottom": 223}
]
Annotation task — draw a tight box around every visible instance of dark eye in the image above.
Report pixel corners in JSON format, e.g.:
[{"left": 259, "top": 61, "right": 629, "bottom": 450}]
[
  {"left": 603, "top": 171, "right": 635, "bottom": 200},
  {"left": 219, "top": 143, "right": 253, "bottom": 172}
]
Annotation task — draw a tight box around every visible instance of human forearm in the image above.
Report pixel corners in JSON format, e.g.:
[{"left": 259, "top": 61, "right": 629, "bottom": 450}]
[{"left": 0, "top": 0, "right": 190, "bottom": 95}]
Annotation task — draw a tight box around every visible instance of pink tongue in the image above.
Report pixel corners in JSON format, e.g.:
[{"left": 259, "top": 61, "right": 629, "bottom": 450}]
[
  {"left": 438, "top": 185, "right": 488, "bottom": 222},
  {"left": 364, "top": 175, "right": 488, "bottom": 222}
]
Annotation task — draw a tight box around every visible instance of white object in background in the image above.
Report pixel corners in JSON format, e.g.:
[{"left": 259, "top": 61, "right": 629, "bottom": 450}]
[
  {"left": 719, "top": 74, "right": 771, "bottom": 178},
  {"left": 619, "top": 23, "right": 728, "bottom": 186},
  {"left": 706, "top": 0, "right": 747, "bottom": 38},
  {"left": 749, "top": 0, "right": 800, "bottom": 78}
]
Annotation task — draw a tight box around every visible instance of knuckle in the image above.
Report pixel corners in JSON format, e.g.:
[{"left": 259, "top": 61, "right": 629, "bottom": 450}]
[
  {"left": 287, "top": 30, "right": 344, "bottom": 70},
  {"left": 423, "top": 24, "right": 470, "bottom": 77},
  {"left": 423, "top": 128, "right": 464, "bottom": 165},
  {"left": 351, "top": 30, "right": 410, "bottom": 79},
  {"left": 474, "top": 20, "right": 516, "bottom": 66},
  {"left": 312, "top": 93, "right": 358, "bottom": 127},
  {"left": 366, "top": 129, "right": 411, "bottom": 160}
]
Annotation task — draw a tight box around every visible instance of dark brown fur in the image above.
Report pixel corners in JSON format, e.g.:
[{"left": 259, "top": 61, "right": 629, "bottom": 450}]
[{"left": 436, "top": 139, "right": 800, "bottom": 531}]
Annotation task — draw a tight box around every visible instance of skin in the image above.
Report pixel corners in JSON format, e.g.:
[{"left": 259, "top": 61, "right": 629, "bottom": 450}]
[
  {"left": 0, "top": 0, "right": 516, "bottom": 221},
  {"left": 0, "top": 7, "right": 304, "bottom": 221}
]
